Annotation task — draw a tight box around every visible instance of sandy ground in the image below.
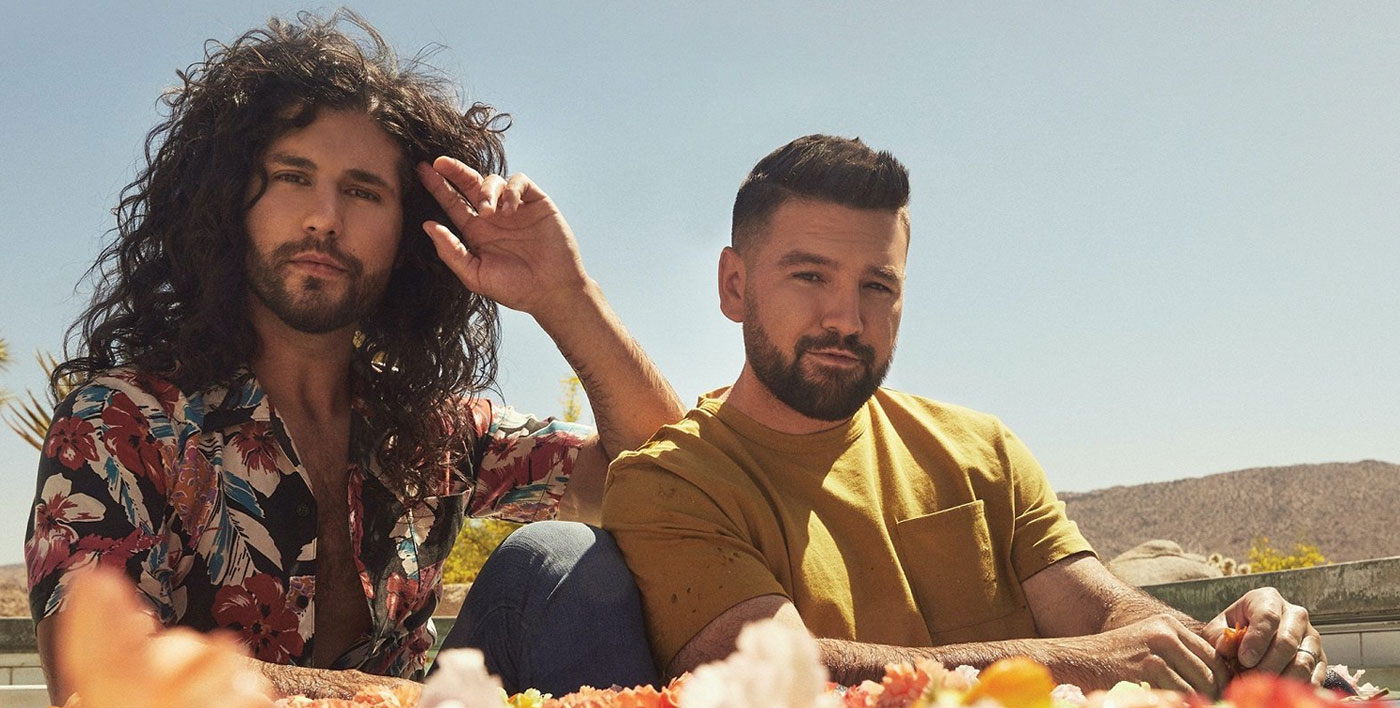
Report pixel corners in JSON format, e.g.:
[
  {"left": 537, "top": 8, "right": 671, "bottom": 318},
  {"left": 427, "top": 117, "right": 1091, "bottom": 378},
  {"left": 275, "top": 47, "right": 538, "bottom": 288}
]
[{"left": 0, "top": 582, "right": 27, "bottom": 617}]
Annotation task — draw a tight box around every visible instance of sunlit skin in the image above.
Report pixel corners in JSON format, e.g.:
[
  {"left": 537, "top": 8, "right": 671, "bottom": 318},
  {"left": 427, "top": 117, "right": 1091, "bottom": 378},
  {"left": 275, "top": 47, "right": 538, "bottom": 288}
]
[
  {"left": 718, "top": 198, "right": 909, "bottom": 434},
  {"left": 244, "top": 109, "right": 405, "bottom": 338}
]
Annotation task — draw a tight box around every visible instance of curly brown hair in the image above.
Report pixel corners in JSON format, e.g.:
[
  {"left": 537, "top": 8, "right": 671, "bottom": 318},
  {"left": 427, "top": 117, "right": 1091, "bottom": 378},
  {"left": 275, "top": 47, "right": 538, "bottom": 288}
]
[{"left": 56, "top": 10, "right": 506, "bottom": 497}]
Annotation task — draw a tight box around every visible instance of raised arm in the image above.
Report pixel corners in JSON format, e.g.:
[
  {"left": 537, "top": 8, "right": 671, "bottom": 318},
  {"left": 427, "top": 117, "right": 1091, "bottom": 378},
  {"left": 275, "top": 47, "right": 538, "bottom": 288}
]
[{"left": 416, "top": 158, "right": 684, "bottom": 520}]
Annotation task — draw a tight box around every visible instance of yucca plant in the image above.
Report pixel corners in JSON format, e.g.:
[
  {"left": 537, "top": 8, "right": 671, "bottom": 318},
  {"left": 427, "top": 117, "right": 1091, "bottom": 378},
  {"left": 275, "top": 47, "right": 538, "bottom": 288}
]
[
  {"left": 0, "top": 336, "right": 10, "bottom": 401},
  {"left": 3, "top": 351, "right": 73, "bottom": 452}
]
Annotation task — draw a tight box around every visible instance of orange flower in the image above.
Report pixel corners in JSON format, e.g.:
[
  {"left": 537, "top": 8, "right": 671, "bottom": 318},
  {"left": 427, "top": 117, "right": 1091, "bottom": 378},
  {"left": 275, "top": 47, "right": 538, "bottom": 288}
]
[
  {"left": 544, "top": 678, "right": 684, "bottom": 708},
  {"left": 960, "top": 657, "right": 1055, "bottom": 708},
  {"left": 1218, "top": 624, "right": 1248, "bottom": 674},
  {"left": 1221, "top": 672, "right": 1394, "bottom": 708}
]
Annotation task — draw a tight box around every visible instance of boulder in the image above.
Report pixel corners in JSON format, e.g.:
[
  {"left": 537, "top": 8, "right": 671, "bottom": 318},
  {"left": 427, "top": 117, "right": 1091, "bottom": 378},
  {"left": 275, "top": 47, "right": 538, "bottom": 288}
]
[{"left": 1108, "top": 539, "right": 1223, "bottom": 586}]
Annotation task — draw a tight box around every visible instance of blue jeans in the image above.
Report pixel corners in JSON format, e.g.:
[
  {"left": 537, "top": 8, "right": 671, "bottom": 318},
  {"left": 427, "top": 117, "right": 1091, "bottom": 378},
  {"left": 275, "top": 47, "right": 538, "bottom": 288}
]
[{"left": 433, "top": 521, "right": 660, "bottom": 695}]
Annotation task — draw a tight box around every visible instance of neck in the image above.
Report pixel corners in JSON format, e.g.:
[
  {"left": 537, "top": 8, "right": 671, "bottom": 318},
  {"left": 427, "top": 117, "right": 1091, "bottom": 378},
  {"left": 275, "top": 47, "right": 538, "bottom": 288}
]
[
  {"left": 247, "top": 301, "right": 355, "bottom": 419},
  {"left": 721, "top": 363, "right": 853, "bottom": 435}
]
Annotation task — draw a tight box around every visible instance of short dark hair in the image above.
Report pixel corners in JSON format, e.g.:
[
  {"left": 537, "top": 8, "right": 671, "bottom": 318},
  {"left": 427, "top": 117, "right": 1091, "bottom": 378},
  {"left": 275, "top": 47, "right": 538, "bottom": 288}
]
[
  {"left": 56, "top": 10, "right": 507, "bottom": 498},
  {"left": 731, "top": 134, "right": 910, "bottom": 253}
]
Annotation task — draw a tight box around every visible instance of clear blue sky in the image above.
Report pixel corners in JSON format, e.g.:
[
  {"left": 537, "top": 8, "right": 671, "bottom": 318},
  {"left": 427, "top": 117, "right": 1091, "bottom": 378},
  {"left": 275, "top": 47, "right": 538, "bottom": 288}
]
[{"left": 2, "top": 2, "right": 1397, "bottom": 566}]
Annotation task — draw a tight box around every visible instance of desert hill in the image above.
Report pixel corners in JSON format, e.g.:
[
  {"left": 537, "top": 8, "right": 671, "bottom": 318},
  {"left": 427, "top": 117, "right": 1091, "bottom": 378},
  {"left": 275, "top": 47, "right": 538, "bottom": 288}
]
[{"left": 1061, "top": 459, "right": 1400, "bottom": 564}]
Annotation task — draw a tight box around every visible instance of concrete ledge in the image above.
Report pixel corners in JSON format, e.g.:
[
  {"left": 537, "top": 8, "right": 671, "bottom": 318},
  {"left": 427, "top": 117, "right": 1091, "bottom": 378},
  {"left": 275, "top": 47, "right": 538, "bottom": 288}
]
[
  {"left": 0, "top": 684, "right": 51, "bottom": 708},
  {"left": 1141, "top": 556, "right": 1400, "bottom": 625},
  {"left": 0, "top": 615, "right": 460, "bottom": 655}
]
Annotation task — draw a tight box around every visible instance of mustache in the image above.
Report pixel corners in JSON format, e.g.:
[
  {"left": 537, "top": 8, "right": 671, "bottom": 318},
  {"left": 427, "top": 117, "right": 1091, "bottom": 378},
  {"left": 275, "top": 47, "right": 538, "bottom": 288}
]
[
  {"left": 795, "top": 330, "right": 875, "bottom": 364},
  {"left": 267, "top": 236, "right": 362, "bottom": 276}
]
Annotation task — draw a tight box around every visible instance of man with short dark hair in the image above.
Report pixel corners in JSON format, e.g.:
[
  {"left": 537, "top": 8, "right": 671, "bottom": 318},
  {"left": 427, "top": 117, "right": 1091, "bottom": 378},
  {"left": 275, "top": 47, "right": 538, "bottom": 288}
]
[
  {"left": 26, "top": 12, "right": 680, "bottom": 702},
  {"left": 603, "top": 134, "right": 1325, "bottom": 696}
]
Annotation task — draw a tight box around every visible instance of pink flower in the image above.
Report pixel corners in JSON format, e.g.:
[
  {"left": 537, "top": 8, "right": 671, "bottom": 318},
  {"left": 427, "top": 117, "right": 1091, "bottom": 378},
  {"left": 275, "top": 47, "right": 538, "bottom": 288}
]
[
  {"left": 231, "top": 421, "right": 280, "bottom": 474},
  {"left": 26, "top": 475, "right": 105, "bottom": 586},
  {"left": 45, "top": 416, "right": 100, "bottom": 471},
  {"left": 213, "top": 573, "right": 306, "bottom": 663},
  {"left": 101, "top": 392, "right": 170, "bottom": 494}
]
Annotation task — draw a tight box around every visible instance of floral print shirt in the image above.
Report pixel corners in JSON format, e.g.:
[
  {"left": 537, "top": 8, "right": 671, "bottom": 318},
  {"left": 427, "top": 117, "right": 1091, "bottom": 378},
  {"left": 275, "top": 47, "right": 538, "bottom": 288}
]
[{"left": 25, "top": 367, "right": 589, "bottom": 679}]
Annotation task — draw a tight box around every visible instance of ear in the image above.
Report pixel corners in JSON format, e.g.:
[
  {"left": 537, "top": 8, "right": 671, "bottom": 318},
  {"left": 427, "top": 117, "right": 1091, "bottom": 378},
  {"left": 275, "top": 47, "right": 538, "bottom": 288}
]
[{"left": 718, "top": 246, "right": 747, "bottom": 324}]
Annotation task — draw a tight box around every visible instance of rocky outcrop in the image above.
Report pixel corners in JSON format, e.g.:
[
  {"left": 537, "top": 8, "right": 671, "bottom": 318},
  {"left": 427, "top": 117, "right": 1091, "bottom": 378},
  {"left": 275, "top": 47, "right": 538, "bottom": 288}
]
[{"left": 1108, "top": 539, "right": 1223, "bottom": 586}]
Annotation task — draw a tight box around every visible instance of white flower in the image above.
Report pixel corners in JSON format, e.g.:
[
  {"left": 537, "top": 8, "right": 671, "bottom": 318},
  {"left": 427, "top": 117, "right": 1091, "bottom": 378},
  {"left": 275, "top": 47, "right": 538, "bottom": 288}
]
[
  {"left": 1051, "top": 683, "right": 1087, "bottom": 707},
  {"left": 681, "top": 619, "right": 839, "bottom": 708},
  {"left": 421, "top": 649, "right": 506, "bottom": 708}
]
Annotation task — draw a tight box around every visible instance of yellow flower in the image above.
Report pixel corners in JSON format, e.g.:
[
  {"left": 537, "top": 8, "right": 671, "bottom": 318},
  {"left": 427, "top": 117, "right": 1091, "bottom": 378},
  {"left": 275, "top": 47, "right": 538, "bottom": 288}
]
[
  {"left": 506, "top": 687, "right": 550, "bottom": 708},
  {"left": 959, "top": 657, "right": 1055, "bottom": 708}
]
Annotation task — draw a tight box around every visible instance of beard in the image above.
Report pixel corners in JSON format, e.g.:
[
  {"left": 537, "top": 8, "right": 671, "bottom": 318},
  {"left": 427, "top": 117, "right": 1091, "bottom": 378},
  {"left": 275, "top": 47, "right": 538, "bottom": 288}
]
[
  {"left": 246, "top": 236, "right": 390, "bottom": 334},
  {"left": 742, "top": 314, "right": 892, "bottom": 422}
]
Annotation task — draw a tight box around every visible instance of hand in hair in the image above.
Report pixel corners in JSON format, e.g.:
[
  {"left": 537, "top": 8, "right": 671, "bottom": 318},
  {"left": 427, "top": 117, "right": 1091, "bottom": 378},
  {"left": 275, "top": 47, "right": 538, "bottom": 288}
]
[{"left": 417, "top": 157, "right": 588, "bottom": 315}]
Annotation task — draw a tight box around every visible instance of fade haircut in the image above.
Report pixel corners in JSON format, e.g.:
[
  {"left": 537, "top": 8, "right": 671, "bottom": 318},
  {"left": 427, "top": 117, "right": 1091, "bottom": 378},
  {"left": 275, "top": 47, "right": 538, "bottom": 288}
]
[
  {"left": 731, "top": 134, "right": 910, "bottom": 254},
  {"left": 56, "top": 10, "right": 507, "bottom": 499}
]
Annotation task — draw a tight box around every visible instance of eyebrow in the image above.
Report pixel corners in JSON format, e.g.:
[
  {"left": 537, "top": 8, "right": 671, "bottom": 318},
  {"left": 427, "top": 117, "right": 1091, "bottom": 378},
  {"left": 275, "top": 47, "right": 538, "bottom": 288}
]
[
  {"left": 867, "top": 265, "right": 903, "bottom": 284},
  {"left": 775, "top": 250, "right": 835, "bottom": 268},
  {"left": 267, "top": 152, "right": 398, "bottom": 193},
  {"left": 776, "top": 250, "right": 904, "bottom": 284}
]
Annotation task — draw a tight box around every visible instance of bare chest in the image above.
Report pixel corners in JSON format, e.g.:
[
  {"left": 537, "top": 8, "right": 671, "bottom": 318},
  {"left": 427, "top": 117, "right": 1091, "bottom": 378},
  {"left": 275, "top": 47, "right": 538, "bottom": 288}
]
[{"left": 281, "top": 415, "right": 372, "bottom": 667}]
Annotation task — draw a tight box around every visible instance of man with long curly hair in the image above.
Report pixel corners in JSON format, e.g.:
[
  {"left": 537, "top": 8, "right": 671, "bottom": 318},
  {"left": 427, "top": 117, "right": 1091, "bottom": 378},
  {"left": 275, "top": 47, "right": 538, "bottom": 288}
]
[{"left": 25, "top": 11, "right": 682, "bottom": 702}]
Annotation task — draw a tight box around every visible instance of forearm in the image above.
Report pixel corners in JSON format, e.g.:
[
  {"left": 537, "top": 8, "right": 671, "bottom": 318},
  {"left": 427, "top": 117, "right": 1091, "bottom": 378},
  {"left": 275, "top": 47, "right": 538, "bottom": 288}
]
[
  {"left": 817, "top": 635, "right": 1107, "bottom": 690},
  {"left": 253, "top": 659, "right": 419, "bottom": 700},
  {"left": 1099, "top": 586, "right": 1203, "bottom": 634},
  {"left": 1028, "top": 553, "right": 1202, "bottom": 636},
  {"left": 534, "top": 279, "right": 684, "bottom": 457}
]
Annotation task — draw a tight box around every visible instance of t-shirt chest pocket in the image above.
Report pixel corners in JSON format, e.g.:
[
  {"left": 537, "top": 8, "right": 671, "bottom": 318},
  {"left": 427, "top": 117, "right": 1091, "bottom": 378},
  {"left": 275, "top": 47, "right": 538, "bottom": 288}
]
[{"left": 893, "top": 500, "right": 1024, "bottom": 639}]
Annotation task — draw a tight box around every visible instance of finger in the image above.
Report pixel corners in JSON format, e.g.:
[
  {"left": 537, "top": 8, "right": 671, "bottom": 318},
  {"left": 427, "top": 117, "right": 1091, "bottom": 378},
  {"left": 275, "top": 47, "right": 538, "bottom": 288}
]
[
  {"left": 1308, "top": 647, "right": 1328, "bottom": 686},
  {"left": 1178, "top": 626, "right": 1233, "bottom": 696},
  {"left": 1202, "top": 614, "right": 1228, "bottom": 644},
  {"left": 1147, "top": 665, "right": 1196, "bottom": 696},
  {"left": 430, "top": 155, "right": 487, "bottom": 192},
  {"left": 1144, "top": 619, "right": 1228, "bottom": 696},
  {"left": 423, "top": 220, "right": 481, "bottom": 291},
  {"left": 1254, "top": 605, "right": 1310, "bottom": 675},
  {"left": 474, "top": 173, "right": 507, "bottom": 217},
  {"left": 499, "top": 173, "right": 531, "bottom": 215},
  {"left": 1238, "top": 594, "right": 1285, "bottom": 669},
  {"left": 1283, "top": 645, "right": 1321, "bottom": 684},
  {"left": 509, "top": 171, "right": 548, "bottom": 204},
  {"left": 1284, "top": 632, "right": 1325, "bottom": 685},
  {"left": 417, "top": 161, "right": 480, "bottom": 226}
]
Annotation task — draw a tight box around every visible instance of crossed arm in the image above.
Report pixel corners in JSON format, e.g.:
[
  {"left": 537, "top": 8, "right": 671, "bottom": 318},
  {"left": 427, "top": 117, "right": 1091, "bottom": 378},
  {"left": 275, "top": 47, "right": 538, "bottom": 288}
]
[
  {"left": 670, "top": 552, "right": 1324, "bottom": 697},
  {"left": 416, "top": 158, "right": 684, "bottom": 524}
]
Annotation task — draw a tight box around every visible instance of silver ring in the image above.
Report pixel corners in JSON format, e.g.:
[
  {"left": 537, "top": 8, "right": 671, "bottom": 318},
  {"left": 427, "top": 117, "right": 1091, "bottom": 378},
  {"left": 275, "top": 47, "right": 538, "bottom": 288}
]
[{"left": 1297, "top": 647, "right": 1319, "bottom": 661}]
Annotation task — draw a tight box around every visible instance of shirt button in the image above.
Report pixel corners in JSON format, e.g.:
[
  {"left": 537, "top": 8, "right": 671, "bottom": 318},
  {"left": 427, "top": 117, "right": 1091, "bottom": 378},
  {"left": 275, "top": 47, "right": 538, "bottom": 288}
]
[{"left": 296, "top": 503, "right": 311, "bottom": 518}]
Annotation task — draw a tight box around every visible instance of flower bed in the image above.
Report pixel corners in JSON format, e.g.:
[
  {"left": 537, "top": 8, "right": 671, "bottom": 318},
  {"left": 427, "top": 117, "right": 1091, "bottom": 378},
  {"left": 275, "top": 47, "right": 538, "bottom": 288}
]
[{"left": 51, "top": 569, "right": 1392, "bottom": 708}]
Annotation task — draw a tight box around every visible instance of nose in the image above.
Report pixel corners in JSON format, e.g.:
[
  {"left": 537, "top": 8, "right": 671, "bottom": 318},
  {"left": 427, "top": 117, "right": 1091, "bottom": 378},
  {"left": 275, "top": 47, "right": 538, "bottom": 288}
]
[
  {"left": 820, "top": 286, "right": 864, "bottom": 338},
  {"left": 302, "top": 186, "right": 342, "bottom": 238}
]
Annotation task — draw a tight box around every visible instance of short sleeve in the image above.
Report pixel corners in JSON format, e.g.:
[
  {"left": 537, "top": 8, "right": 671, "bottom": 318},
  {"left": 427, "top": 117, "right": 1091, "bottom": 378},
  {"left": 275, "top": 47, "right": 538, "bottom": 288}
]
[
  {"left": 24, "top": 381, "right": 177, "bottom": 624},
  {"left": 465, "top": 399, "right": 592, "bottom": 522},
  {"left": 1000, "top": 421, "right": 1095, "bottom": 581},
  {"left": 603, "top": 448, "right": 788, "bottom": 671}
]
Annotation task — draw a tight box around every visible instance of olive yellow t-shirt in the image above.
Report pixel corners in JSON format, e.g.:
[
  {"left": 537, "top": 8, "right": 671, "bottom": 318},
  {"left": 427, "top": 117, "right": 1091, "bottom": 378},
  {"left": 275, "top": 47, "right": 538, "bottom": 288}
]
[{"left": 602, "top": 388, "right": 1093, "bottom": 670}]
